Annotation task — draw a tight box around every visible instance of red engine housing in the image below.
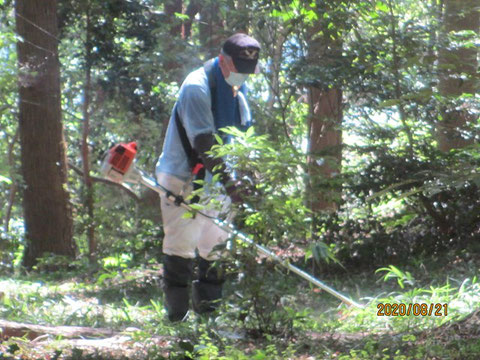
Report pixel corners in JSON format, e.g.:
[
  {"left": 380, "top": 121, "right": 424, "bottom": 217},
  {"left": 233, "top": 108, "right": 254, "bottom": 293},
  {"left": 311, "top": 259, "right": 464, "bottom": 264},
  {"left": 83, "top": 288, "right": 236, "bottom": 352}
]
[{"left": 108, "top": 142, "right": 137, "bottom": 174}]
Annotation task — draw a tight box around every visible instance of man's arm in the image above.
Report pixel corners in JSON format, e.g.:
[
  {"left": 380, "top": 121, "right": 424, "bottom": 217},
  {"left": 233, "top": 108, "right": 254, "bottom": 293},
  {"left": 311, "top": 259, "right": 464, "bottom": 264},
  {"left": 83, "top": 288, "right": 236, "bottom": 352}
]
[
  {"left": 193, "top": 133, "right": 227, "bottom": 181},
  {"left": 193, "top": 133, "right": 244, "bottom": 203},
  {"left": 179, "top": 78, "right": 245, "bottom": 203}
]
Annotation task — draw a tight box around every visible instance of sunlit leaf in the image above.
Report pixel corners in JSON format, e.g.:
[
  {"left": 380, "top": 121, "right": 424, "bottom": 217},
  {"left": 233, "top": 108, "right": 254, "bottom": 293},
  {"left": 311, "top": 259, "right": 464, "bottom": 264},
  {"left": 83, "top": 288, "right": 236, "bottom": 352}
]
[{"left": 0, "top": 175, "right": 12, "bottom": 184}]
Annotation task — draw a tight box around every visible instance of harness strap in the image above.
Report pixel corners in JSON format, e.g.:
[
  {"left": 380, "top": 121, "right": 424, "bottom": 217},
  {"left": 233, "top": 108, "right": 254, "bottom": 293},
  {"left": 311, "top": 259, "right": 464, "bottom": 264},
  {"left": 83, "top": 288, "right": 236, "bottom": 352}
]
[
  {"left": 174, "top": 105, "right": 199, "bottom": 170},
  {"left": 174, "top": 59, "right": 217, "bottom": 171},
  {"left": 173, "top": 59, "right": 217, "bottom": 204}
]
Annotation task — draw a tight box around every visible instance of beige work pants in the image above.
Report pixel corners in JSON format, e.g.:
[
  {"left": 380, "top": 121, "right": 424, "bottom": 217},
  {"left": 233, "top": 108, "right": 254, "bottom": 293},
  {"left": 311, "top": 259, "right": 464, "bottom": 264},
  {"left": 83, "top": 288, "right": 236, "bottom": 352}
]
[{"left": 157, "top": 172, "right": 231, "bottom": 260}]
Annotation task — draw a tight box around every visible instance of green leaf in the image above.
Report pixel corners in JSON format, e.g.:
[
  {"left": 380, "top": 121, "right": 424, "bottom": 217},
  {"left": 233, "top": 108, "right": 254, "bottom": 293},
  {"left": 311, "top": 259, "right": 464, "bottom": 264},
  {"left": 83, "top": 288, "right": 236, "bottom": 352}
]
[
  {"left": 0, "top": 175, "right": 12, "bottom": 184},
  {"left": 214, "top": 133, "right": 224, "bottom": 145},
  {"left": 376, "top": 265, "right": 415, "bottom": 289},
  {"left": 174, "top": 12, "right": 190, "bottom": 21},
  {"left": 182, "top": 211, "right": 194, "bottom": 219},
  {"left": 271, "top": 9, "right": 292, "bottom": 21},
  {"left": 271, "top": 9, "right": 283, "bottom": 17},
  {"left": 246, "top": 126, "right": 255, "bottom": 138},
  {"left": 97, "top": 272, "right": 116, "bottom": 285},
  {"left": 188, "top": 203, "right": 204, "bottom": 211},
  {"left": 302, "top": 8, "right": 318, "bottom": 22},
  {"left": 375, "top": 1, "right": 389, "bottom": 12}
]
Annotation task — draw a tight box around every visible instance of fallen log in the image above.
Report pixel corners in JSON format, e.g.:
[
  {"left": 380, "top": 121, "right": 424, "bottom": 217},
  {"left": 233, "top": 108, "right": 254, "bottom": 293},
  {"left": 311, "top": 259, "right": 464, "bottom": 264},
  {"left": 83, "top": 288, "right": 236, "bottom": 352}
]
[
  {"left": 0, "top": 319, "right": 117, "bottom": 340},
  {"left": 0, "top": 320, "right": 171, "bottom": 359}
]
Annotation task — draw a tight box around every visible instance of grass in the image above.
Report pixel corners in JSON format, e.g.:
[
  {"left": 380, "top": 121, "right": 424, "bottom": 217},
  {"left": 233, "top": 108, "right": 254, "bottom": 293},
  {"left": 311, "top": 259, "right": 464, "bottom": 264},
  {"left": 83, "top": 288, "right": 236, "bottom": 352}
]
[{"left": 1, "top": 255, "right": 480, "bottom": 359}]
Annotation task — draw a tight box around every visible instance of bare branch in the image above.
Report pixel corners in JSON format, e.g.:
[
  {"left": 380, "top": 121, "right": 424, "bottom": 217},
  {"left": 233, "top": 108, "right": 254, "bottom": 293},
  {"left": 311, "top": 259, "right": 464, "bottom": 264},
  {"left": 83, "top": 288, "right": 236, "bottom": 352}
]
[{"left": 68, "top": 161, "right": 140, "bottom": 202}]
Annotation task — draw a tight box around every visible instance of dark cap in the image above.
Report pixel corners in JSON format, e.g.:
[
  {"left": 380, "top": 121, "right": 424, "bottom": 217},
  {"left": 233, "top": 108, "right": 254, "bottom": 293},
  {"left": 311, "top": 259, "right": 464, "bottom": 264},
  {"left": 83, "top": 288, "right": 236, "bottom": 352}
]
[{"left": 222, "top": 33, "right": 261, "bottom": 74}]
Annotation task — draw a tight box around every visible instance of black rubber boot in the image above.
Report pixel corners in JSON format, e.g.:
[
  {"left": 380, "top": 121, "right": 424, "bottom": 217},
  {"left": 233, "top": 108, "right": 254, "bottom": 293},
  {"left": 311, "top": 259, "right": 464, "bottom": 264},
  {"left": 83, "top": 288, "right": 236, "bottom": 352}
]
[
  {"left": 163, "top": 255, "right": 193, "bottom": 322},
  {"left": 192, "top": 258, "right": 225, "bottom": 314}
]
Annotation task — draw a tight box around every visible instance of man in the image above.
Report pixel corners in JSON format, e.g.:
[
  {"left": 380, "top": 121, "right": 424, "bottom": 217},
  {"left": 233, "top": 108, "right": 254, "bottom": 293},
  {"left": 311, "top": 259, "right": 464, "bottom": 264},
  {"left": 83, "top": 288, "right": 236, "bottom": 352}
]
[{"left": 155, "top": 33, "right": 261, "bottom": 322}]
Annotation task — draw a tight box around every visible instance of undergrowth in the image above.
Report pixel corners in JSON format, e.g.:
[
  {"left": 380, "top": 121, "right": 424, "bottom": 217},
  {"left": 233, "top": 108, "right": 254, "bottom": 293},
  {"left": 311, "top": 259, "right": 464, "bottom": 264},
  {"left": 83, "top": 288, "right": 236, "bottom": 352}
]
[{"left": 1, "top": 254, "right": 480, "bottom": 359}]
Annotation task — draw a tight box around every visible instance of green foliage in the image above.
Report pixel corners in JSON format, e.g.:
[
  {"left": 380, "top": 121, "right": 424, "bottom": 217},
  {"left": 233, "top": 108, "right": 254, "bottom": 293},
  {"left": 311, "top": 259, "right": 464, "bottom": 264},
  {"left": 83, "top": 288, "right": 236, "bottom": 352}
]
[
  {"left": 212, "top": 126, "right": 312, "bottom": 244},
  {"left": 202, "top": 127, "right": 339, "bottom": 336},
  {"left": 376, "top": 265, "right": 415, "bottom": 289}
]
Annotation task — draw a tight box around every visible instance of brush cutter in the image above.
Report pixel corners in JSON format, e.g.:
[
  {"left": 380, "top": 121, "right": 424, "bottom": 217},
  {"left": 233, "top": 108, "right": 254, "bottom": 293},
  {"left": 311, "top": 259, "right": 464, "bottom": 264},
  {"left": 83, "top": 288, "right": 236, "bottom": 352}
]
[{"left": 101, "top": 142, "right": 364, "bottom": 309}]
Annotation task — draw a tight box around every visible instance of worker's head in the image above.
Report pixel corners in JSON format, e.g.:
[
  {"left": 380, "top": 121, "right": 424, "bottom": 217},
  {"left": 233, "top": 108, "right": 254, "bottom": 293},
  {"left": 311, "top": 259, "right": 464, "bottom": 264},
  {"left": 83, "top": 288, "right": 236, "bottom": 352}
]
[{"left": 219, "top": 33, "right": 260, "bottom": 87}]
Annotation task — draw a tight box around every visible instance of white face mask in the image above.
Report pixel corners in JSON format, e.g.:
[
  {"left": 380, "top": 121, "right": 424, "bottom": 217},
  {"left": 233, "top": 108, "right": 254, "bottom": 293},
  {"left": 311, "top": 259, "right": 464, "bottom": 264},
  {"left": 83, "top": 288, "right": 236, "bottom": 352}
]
[{"left": 225, "top": 71, "right": 249, "bottom": 87}]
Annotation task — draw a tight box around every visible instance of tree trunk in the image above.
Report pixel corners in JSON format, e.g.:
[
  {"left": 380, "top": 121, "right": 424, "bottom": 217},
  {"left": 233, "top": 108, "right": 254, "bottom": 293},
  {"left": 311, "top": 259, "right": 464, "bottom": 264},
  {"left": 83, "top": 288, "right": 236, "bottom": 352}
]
[
  {"left": 437, "top": 0, "right": 479, "bottom": 152},
  {"left": 164, "top": 0, "right": 184, "bottom": 74},
  {"left": 307, "top": 87, "right": 343, "bottom": 212},
  {"left": 83, "top": 8, "right": 96, "bottom": 262},
  {"left": 265, "top": 27, "right": 287, "bottom": 143},
  {"left": 306, "top": 14, "right": 343, "bottom": 213},
  {"left": 160, "top": 0, "right": 186, "bottom": 145},
  {"left": 4, "top": 129, "right": 19, "bottom": 234},
  {"left": 165, "top": 0, "right": 183, "bottom": 37},
  {"left": 15, "top": 0, "right": 75, "bottom": 268},
  {"left": 184, "top": 0, "right": 201, "bottom": 39},
  {"left": 199, "top": 1, "right": 224, "bottom": 59}
]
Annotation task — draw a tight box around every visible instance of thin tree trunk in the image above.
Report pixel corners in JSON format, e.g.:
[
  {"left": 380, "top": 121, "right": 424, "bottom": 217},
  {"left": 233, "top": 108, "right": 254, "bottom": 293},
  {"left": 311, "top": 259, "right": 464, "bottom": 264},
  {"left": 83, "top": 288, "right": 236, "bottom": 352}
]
[
  {"left": 266, "top": 28, "right": 287, "bottom": 143},
  {"left": 160, "top": 0, "right": 187, "bottom": 143},
  {"left": 232, "top": 0, "right": 249, "bottom": 34},
  {"left": 199, "top": 1, "right": 224, "bottom": 59},
  {"left": 15, "top": 0, "right": 75, "bottom": 268},
  {"left": 184, "top": 0, "right": 201, "bottom": 39},
  {"left": 165, "top": 0, "right": 183, "bottom": 37},
  {"left": 387, "top": 0, "right": 415, "bottom": 158},
  {"left": 5, "top": 184, "right": 17, "bottom": 234},
  {"left": 4, "top": 129, "right": 19, "bottom": 233},
  {"left": 164, "top": 0, "right": 183, "bottom": 74},
  {"left": 82, "top": 8, "right": 96, "bottom": 262}
]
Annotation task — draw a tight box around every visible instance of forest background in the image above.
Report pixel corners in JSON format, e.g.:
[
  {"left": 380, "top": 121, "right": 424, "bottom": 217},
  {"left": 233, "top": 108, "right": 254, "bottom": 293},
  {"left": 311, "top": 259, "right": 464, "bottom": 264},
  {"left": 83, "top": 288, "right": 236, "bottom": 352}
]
[{"left": 0, "top": 0, "right": 479, "bottom": 359}]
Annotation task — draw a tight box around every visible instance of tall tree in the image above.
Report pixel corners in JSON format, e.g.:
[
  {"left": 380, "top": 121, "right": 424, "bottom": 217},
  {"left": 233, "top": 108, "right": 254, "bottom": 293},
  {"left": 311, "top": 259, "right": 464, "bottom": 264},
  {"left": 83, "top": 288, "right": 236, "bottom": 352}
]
[
  {"left": 306, "top": 3, "right": 344, "bottom": 213},
  {"left": 164, "top": 0, "right": 186, "bottom": 76},
  {"left": 437, "top": 0, "right": 479, "bottom": 152},
  {"left": 82, "top": 2, "right": 96, "bottom": 262},
  {"left": 15, "top": 0, "right": 75, "bottom": 267},
  {"left": 198, "top": 0, "right": 225, "bottom": 59},
  {"left": 160, "top": 0, "right": 187, "bottom": 139},
  {"left": 183, "top": 0, "right": 226, "bottom": 58}
]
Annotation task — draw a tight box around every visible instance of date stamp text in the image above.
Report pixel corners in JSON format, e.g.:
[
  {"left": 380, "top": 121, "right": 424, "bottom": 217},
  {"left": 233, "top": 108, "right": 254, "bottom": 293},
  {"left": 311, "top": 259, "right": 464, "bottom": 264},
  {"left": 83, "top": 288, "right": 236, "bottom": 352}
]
[{"left": 377, "top": 303, "right": 448, "bottom": 317}]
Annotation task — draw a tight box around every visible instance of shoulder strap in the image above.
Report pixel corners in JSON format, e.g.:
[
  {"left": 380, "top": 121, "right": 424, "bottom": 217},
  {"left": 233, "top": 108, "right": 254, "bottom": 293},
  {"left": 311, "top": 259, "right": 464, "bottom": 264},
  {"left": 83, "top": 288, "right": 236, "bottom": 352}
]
[
  {"left": 203, "top": 58, "right": 217, "bottom": 116},
  {"left": 175, "top": 59, "right": 217, "bottom": 171},
  {"left": 174, "top": 105, "right": 199, "bottom": 170},
  {"left": 203, "top": 58, "right": 216, "bottom": 91}
]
